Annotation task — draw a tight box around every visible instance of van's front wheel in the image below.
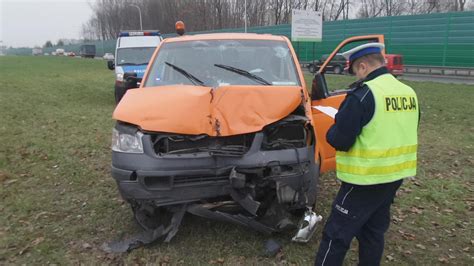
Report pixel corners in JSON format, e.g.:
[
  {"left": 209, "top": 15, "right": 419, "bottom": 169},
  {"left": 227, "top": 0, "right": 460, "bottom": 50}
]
[
  {"left": 114, "top": 83, "right": 127, "bottom": 104},
  {"left": 131, "top": 202, "right": 172, "bottom": 231}
]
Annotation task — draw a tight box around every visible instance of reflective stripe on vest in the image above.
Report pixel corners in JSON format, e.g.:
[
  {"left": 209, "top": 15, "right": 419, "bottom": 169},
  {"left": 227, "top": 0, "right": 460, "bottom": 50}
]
[{"left": 336, "top": 74, "right": 418, "bottom": 185}]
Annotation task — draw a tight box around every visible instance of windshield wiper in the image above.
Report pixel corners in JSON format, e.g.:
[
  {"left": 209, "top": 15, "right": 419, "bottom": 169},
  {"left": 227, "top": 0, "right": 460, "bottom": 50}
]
[
  {"left": 165, "top": 62, "right": 204, "bottom": 86},
  {"left": 214, "top": 64, "right": 271, "bottom": 85},
  {"left": 119, "top": 62, "right": 145, "bottom": 66}
]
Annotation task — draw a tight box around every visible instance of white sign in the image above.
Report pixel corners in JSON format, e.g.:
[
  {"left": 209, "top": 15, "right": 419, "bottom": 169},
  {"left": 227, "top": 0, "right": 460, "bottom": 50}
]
[{"left": 291, "top": 9, "right": 322, "bottom": 42}]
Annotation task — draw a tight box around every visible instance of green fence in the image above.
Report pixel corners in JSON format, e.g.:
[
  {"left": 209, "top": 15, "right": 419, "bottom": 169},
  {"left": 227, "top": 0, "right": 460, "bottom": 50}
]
[
  {"left": 7, "top": 11, "right": 473, "bottom": 67},
  {"left": 309, "top": 11, "right": 474, "bottom": 67},
  {"left": 39, "top": 41, "right": 117, "bottom": 57},
  {"left": 180, "top": 11, "right": 474, "bottom": 67}
]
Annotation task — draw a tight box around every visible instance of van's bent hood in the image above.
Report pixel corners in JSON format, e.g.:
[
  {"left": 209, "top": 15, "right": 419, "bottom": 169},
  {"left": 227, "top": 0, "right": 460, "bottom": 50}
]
[{"left": 113, "top": 85, "right": 303, "bottom": 136}]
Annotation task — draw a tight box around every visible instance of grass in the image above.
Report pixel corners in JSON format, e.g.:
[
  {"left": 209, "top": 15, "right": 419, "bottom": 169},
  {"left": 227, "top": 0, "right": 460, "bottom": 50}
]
[{"left": 0, "top": 56, "right": 473, "bottom": 265}]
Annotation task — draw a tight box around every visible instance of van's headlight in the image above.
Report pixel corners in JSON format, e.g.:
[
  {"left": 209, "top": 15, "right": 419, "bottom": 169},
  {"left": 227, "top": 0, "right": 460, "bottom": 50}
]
[
  {"left": 261, "top": 117, "right": 311, "bottom": 150},
  {"left": 112, "top": 128, "right": 143, "bottom": 153},
  {"left": 116, "top": 73, "right": 124, "bottom": 82}
]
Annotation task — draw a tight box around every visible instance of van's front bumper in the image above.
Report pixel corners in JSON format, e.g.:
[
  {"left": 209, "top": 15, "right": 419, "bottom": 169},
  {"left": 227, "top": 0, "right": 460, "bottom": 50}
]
[{"left": 111, "top": 132, "right": 318, "bottom": 208}]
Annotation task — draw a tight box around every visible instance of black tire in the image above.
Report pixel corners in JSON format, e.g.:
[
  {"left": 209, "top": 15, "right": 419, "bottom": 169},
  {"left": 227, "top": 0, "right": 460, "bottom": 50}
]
[
  {"left": 115, "top": 85, "right": 126, "bottom": 104},
  {"left": 308, "top": 64, "right": 316, "bottom": 73},
  {"left": 131, "top": 202, "right": 172, "bottom": 231},
  {"left": 333, "top": 65, "right": 342, "bottom": 74}
]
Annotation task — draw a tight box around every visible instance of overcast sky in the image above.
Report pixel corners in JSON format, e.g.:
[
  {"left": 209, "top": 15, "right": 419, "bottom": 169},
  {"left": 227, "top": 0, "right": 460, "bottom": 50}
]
[{"left": 1, "top": 0, "right": 95, "bottom": 47}]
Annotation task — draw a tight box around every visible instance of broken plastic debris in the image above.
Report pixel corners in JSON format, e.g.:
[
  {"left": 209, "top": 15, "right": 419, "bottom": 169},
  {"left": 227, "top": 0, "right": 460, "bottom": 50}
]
[
  {"left": 292, "top": 208, "right": 322, "bottom": 243},
  {"left": 102, "top": 205, "right": 187, "bottom": 253},
  {"left": 101, "top": 225, "right": 168, "bottom": 253},
  {"left": 102, "top": 199, "right": 318, "bottom": 252}
]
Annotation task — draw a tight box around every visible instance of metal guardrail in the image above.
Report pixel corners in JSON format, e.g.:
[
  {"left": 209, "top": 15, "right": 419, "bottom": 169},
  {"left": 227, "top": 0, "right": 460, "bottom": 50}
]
[{"left": 404, "top": 65, "right": 474, "bottom": 77}]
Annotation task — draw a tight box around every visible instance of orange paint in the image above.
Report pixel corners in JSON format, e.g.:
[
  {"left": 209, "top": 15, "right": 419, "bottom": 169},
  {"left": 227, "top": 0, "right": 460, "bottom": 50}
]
[
  {"left": 311, "top": 94, "right": 347, "bottom": 172},
  {"left": 318, "top": 35, "right": 385, "bottom": 74},
  {"left": 113, "top": 85, "right": 303, "bottom": 136}
]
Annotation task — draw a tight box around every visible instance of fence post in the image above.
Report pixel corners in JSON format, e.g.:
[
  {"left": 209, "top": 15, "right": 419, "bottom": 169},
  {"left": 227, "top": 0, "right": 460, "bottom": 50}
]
[
  {"left": 305, "top": 43, "right": 309, "bottom": 61},
  {"left": 442, "top": 13, "right": 452, "bottom": 67},
  {"left": 297, "top": 41, "right": 300, "bottom": 60},
  {"left": 388, "top": 16, "right": 393, "bottom": 53}
]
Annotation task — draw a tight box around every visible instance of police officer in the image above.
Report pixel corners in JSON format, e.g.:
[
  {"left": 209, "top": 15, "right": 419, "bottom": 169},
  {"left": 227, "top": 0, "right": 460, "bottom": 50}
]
[{"left": 314, "top": 43, "right": 419, "bottom": 266}]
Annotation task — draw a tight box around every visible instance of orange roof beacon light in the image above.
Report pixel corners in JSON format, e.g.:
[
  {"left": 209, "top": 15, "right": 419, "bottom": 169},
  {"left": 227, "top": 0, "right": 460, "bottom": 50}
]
[{"left": 175, "top": 21, "right": 185, "bottom": 36}]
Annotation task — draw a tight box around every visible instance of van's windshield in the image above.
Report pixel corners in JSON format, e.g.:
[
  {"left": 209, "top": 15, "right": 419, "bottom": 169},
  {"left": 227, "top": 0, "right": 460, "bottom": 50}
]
[
  {"left": 144, "top": 40, "right": 300, "bottom": 87},
  {"left": 116, "top": 47, "right": 155, "bottom": 66}
]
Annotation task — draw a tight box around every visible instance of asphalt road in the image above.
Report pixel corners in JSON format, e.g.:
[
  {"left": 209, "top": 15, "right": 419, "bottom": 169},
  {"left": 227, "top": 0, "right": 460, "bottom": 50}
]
[
  {"left": 399, "top": 74, "right": 474, "bottom": 85},
  {"left": 303, "top": 69, "right": 474, "bottom": 85}
]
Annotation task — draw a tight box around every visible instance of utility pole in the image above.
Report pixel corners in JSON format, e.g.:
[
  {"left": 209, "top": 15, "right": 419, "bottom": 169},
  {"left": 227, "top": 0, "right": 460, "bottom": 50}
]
[{"left": 130, "top": 4, "right": 143, "bottom": 30}]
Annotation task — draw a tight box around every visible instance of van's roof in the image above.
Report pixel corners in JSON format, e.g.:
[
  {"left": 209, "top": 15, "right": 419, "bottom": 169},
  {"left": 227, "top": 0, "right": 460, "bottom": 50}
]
[{"left": 164, "top": 33, "right": 288, "bottom": 43}]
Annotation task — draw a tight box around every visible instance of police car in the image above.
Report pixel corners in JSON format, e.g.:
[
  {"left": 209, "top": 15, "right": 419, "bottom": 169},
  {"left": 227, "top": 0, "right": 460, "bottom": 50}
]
[{"left": 107, "top": 31, "right": 163, "bottom": 103}]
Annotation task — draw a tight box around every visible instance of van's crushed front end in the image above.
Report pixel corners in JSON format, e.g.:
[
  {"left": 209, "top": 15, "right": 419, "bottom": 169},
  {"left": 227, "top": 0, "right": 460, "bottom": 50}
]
[
  {"left": 113, "top": 117, "right": 318, "bottom": 212},
  {"left": 112, "top": 119, "right": 318, "bottom": 229},
  {"left": 106, "top": 35, "right": 323, "bottom": 252},
  {"left": 111, "top": 86, "right": 319, "bottom": 241}
]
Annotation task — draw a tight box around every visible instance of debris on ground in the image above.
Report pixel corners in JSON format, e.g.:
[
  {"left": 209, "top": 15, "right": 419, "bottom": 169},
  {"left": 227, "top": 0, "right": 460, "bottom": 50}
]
[
  {"left": 101, "top": 204, "right": 187, "bottom": 253},
  {"left": 264, "top": 239, "right": 282, "bottom": 257}
]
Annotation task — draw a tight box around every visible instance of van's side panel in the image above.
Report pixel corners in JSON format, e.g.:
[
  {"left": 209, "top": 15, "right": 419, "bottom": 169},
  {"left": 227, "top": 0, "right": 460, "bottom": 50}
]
[{"left": 311, "top": 94, "right": 346, "bottom": 173}]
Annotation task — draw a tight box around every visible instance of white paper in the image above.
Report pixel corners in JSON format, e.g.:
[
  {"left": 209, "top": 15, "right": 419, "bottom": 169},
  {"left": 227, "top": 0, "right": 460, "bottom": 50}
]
[{"left": 312, "top": 105, "right": 338, "bottom": 119}]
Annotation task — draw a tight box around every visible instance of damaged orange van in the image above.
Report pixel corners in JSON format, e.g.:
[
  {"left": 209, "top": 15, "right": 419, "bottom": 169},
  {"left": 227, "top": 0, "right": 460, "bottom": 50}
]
[{"left": 109, "top": 30, "right": 384, "bottom": 247}]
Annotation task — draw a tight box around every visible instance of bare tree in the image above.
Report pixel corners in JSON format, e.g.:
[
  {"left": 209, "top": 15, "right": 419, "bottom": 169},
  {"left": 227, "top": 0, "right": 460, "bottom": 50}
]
[
  {"left": 357, "top": 0, "right": 385, "bottom": 18},
  {"left": 446, "top": 0, "right": 468, "bottom": 11},
  {"left": 458, "top": 0, "right": 467, "bottom": 11},
  {"left": 383, "top": 0, "right": 406, "bottom": 16},
  {"left": 342, "top": 0, "right": 351, "bottom": 20},
  {"left": 80, "top": 0, "right": 473, "bottom": 40}
]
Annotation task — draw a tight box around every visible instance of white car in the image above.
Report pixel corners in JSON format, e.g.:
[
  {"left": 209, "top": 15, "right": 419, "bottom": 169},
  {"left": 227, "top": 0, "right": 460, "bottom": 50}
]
[
  {"left": 103, "top": 53, "right": 115, "bottom": 60},
  {"left": 55, "top": 48, "right": 65, "bottom": 56}
]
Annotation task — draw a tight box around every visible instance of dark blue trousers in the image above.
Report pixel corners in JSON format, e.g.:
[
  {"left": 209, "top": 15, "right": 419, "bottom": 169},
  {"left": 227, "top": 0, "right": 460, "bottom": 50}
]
[{"left": 314, "top": 179, "right": 403, "bottom": 266}]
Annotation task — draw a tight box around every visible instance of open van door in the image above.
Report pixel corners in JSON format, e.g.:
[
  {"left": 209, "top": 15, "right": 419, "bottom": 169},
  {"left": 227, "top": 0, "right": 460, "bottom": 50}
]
[{"left": 312, "top": 35, "right": 385, "bottom": 173}]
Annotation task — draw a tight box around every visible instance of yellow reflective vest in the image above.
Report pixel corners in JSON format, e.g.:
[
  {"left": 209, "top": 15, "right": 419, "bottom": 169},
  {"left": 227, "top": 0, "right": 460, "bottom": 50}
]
[{"left": 336, "top": 74, "right": 419, "bottom": 185}]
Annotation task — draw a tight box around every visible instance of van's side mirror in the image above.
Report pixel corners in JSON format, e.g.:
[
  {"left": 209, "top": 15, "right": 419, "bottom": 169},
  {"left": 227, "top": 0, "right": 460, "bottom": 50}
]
[
  {"left": 107, "top": 60, "right": 115, "bottom": 70},
  {"left": 311, "top": 72, "right": 329, "bottom": 100},
  {"left": 124, "top": 72, "right": 142, "bottom": 90}
]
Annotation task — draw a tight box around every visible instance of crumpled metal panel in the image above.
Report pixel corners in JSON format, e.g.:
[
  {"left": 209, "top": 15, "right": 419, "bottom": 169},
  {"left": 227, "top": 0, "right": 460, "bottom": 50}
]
[{"left": 113, "top": 85, "right": 303, "bottom": 136}]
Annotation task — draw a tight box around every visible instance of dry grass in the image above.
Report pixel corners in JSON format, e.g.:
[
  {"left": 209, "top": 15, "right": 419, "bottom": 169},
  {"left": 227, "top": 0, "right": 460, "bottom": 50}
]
[{"left": 1, "top": 56, "right": 473, "bottom": 264}]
